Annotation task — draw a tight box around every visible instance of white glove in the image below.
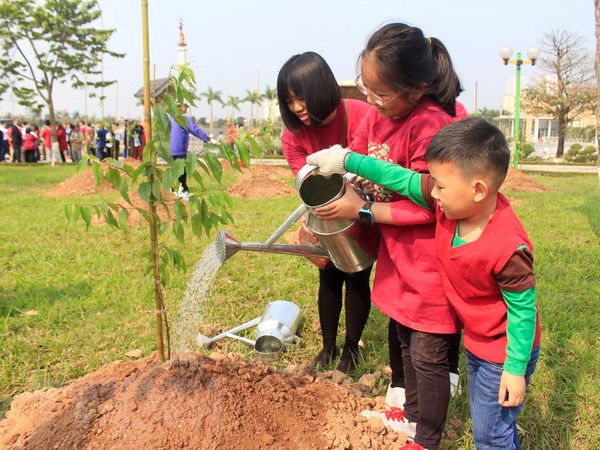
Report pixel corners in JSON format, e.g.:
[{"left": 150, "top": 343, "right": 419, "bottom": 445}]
[{"left": 306, "top": 145, "right": 350, "bottom": 176}]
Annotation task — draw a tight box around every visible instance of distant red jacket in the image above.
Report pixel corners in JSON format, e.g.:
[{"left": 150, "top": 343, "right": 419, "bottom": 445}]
[
  {"left": 23, "top": 132, "right": 38, "bottom": 151},
  {"left": 57, "top": 127, "right": 68, "bottom": 151}
]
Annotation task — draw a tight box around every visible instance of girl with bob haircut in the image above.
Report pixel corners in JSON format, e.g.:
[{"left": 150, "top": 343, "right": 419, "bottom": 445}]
[{"left": 277, "top": 51, "right": 374, "bottom": 373}]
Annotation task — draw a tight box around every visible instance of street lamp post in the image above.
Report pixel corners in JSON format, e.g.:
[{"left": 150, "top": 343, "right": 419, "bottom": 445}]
[{"left": 499, "top": 46, "right": 540, "bottom": 168}]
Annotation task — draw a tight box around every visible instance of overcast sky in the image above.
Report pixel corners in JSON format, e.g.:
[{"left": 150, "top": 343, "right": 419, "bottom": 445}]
[{"left": 0, "top": 0, "right": 594, "bottom": 122}]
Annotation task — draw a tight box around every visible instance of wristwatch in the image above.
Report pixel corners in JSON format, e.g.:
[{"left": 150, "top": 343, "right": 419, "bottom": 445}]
[{"left": 358, "top": 201, "right": 375, "bottom": 225}]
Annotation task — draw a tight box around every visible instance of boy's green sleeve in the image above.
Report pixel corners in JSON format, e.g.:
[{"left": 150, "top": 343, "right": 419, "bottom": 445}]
[
  {"left": 502, "top": 286, "right": 537, "bottom": 376},
  {"left": 345, "top": 153, "right": 430, "bottom": 208}
]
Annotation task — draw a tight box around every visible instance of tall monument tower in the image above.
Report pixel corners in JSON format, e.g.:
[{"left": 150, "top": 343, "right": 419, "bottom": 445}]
[{"left": 176, "top": 19, "right": 187, "bottom": 65}]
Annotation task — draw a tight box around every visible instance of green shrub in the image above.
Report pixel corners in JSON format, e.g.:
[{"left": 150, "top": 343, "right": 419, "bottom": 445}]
[
  {"left": 565, "top": 143, "right": 598, "bottom": 163},
  {"left": 521, "top": 143, "right": 535, "bottom": 159}
]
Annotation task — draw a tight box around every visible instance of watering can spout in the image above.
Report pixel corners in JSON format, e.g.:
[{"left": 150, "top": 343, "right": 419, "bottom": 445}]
[
  {"left": 219, "top": 230, "right": 242, "bottom": 262},
  {"left": 217, "top": 229, "right": 329, "bottom": 263}
]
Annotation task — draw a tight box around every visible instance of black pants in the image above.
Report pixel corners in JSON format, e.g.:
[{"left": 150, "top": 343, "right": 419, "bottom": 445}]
[
  {"left": 24, "top": 150, "right": 36, "bottom": 163},
  {"left": 396, "top": 322, "right": 454, "bottom": 450},
  {"left": 12, "top": 144, "right": 21, "bottom": 162},
  {"left": 172, "top": 154, "right": 188, "bottom": 192},
  {"left": 317, "top": 264, "right": 372, "bottom": 350},
  {"left": 389, "top": 319, "right": 461, "bottom": 388}
]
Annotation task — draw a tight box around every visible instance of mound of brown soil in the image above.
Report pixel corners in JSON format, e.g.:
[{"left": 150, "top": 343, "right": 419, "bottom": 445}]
[
  {"left": 501, "top": 167, "right": 549, "bottom": 193},
  {"left": 0, "top": 353, "right": 410, "bottom": 450},
  {"left": 46, "top": 158, "right": 144, "bottom": 197},
  {"left": 47, "top": 170, "right": 115, "bottom": 196},
  {"left": 227, "top": 165, "right": 296, "bottom": 199}
]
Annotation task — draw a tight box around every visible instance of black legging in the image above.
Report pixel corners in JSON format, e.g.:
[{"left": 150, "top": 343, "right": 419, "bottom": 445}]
[
  {"left": 317, "top": 264, "right": 372, "bottom": 350},
  {"left": 389, "top": 318, "right": 462, "bottom": 388}
]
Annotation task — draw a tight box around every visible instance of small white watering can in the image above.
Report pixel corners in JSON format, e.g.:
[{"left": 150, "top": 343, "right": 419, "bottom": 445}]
[{"left": 196, "top": 300, "right": 302, "bottom": 358}]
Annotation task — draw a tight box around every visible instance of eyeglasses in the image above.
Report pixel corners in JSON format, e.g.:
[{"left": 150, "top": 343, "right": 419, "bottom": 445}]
[{"left": 354, "top": 75, "right": 403, "bottom": 107}]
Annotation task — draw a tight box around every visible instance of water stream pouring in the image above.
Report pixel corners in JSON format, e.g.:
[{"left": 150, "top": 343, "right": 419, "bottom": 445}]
[{"left": 196, "top": 300, "right": 302, "bottom": 358}]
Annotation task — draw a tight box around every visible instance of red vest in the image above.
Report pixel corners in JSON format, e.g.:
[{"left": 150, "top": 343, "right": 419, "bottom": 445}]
[{"left": 435, "top": 194, "right": 541, "bottom": 363}]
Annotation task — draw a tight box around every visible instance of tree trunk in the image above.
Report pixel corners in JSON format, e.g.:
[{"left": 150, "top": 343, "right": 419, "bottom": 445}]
[
  {"left": 555, "top": 115, "right": 568, "bottom": 158},
  {"left": 47, "top": 97, "right": 61, "bottom": 166},
  {"left": 595, "top": 0, "right": 600, "bottom": 173}
]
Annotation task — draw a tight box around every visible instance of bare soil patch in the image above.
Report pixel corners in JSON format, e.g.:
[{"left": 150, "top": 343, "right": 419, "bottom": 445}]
[
  {"left": 227, "top": 165, "right": 296, "bottom": 199},
  {"left": 0, "top": 353, "right": 410, "bottom": 450},
  {"left": 501, "top": 167, "right": 549, "bottom": 193}
]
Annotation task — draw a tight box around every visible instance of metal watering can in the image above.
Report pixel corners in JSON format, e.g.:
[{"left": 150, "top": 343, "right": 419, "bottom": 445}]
[
  {"left": 295, "top": 164, "right": 379, "bottom": 273},
  {"left": 196, "top": 300, "right": 302, "bottom": 358},
  {"left": 216, "top": 164, "right": 378, "bottom": 273}
]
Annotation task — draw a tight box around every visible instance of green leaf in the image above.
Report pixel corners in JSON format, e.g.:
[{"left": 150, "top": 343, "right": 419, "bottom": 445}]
[
  {"left": 172, "top": 220, "right": 184, "bottom": 243},
  {"left": 159, "top": 221, "right": 169, "bottom": 235},
  {"left": 191, "top": 213, "right": 203, "bottom": 238},
  {"left": 91, "top": 162, "right": 103, "bottom": 185},
  {"left": 118, "top": 209, "right": 129, "bottom": 233},
  {"left": 152, "top": 179, "right": 162, "bottom": 201},
  {"left": 119, "top": 178, "right": 131, "bottom": 205},
  {"left": 80, "top": 206, "right": 91, "bottom": 230},
  {"left": 154, "top": 104, "right": 172, "bottom": 134},
  {"left": 161, "top": 168, "right": 173, "bottom": 192},
  {"left": 105, "top": 210, "right": 118, "bottom": 228},
  {"left": 237, "top": 138, "right": 251, "bottom": 168},
  {"left": 76, "top": 157, "right": 88, "bottom": 174},
  {"left": 246, "top": 134, "right": 262, "bottom": 157},
  {"left": 132, "top": 162, "right": 148, "bottom": 183},
  {"left": 204, "top": 153, "right": 222, "bottom": 182},
  {"left": 138, "top": 181, "right": 151, "bottom": 202},
  {"left": 136, "top": 207, "right": 151, "bottom": 225},
  {"left": 106, "top": 167, "right": 121, "bottom": 188}
]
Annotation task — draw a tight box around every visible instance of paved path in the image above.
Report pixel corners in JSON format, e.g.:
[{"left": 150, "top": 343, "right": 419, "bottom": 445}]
[
  {"left": 249, "top": 159, "right": 599, "bottom": 175},
  {"left": 519, "top": 164, "right": 598, "bottom": 174}
]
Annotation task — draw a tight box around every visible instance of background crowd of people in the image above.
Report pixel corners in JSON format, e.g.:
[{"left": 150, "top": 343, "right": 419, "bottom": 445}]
[{"left": 0, "top": 118, "right": 147, "bottom": 164}]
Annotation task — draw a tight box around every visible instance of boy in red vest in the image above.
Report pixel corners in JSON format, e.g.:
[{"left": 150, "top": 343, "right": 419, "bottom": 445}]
[{"left": 307, "top": 117, "right": 541, "bottom": 449}]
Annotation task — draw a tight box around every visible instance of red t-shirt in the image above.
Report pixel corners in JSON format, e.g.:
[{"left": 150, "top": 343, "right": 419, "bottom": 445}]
[
  {"left": 348, "top": 99, "right": 467, "bottom": 333},
  {"left": 282, "top": 99, "right": 372, "bottom": 176},
  {"left": 41, "top": 126, "right": 52, "bottom": 147}
]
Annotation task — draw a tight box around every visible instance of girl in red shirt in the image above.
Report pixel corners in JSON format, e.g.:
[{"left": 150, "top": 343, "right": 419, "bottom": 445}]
[
  {"left": 313, "top": 23, "right": 465, "bottom": 450},
  {"left": 277, "top": 52, "right": 373, "bottom": 373}
]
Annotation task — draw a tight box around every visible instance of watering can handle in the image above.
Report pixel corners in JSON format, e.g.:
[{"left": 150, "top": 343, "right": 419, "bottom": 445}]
[
  {"left": 288, "top": 335, "right": 301, "bottom": 346},
  {"left": 264, "top": 203, "right": 308, "bottom": 246}
]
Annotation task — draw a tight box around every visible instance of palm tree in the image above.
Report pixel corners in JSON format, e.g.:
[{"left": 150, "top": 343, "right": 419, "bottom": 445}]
[
  {"left": 201, "top": 87, "right": 223, "bottom": 136},
  {"left": 262, "top": 85, "right": 277, "bottom": 122},
  {"left": 244, "top": 89, "right": 260, "bottom": 128},
  {"left": 224, "top": 95, "right": 241, "bottom": 122}
]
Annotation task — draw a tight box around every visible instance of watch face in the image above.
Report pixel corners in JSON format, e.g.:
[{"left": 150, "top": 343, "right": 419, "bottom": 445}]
[{"left": 358, "top": 210, "right": 374, "bottom": 225}]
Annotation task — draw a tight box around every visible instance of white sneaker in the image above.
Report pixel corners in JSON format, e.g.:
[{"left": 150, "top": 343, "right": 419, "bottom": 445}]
[
  {"left": 449, "top": 372, "right": 461, "bottom": 396},
  {"left": 360, "top": 408, "right": 416, "bottom": 438},
  {"left": 385, "top": 385, "right": 406, "bottom": 409},
  {"left": 177, "top": 185, "right": 192, "bottom": 201}
]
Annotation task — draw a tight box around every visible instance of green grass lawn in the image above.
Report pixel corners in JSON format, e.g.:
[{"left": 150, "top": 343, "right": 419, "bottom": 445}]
[{"left": 1, "top": 163, "right": 599, "bottom": 449}]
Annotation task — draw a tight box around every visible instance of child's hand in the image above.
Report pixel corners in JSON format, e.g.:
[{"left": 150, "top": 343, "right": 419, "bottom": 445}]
[
  {"left": 498, "top": 371, "right": 526, "bottom": 407},
  {"left": 313, "top": 180, "right": 364, "bottom": 220}
]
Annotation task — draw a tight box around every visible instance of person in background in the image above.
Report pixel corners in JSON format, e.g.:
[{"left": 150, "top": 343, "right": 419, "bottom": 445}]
[
  {"left": 22, "top": 127, "right": 38, "bottom": 163},
  {"left": 69, "top": 124, "right": 83, "bottom": 163},
  {"left": 277, "top": 51, "right": 374, "bottom": 373},
  {"left": 114, "top": 122, "right": 125, "bottom": 158},
  {"left": 307, "top": 117, "right": 541, "bottom": 450},
  {"left": 168, "top": 103, "right": 210, "bottom": 200},
  {"left": 0, "top": 121, "right": 8, "bottom": 162},
  {"left": 57, "top": 123, "right": 68, "bottom": 163},
  {"left": 10, "top": 118, "right": 23, "bottom": 163},
  {"left": 41, "top": 120, "right": 53, "bottom": 162},
  {"left": 307, "top": 23, "right": 466, "bottom": 450},
  {"left": 95, "top": 123, "right": 108, "bottom": 161},
  {"left": 131, "top": 123, "right": 144, "bottom": 160},
  {"left": 226, "top": 118, "right": 238, "bottom": 151}
]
